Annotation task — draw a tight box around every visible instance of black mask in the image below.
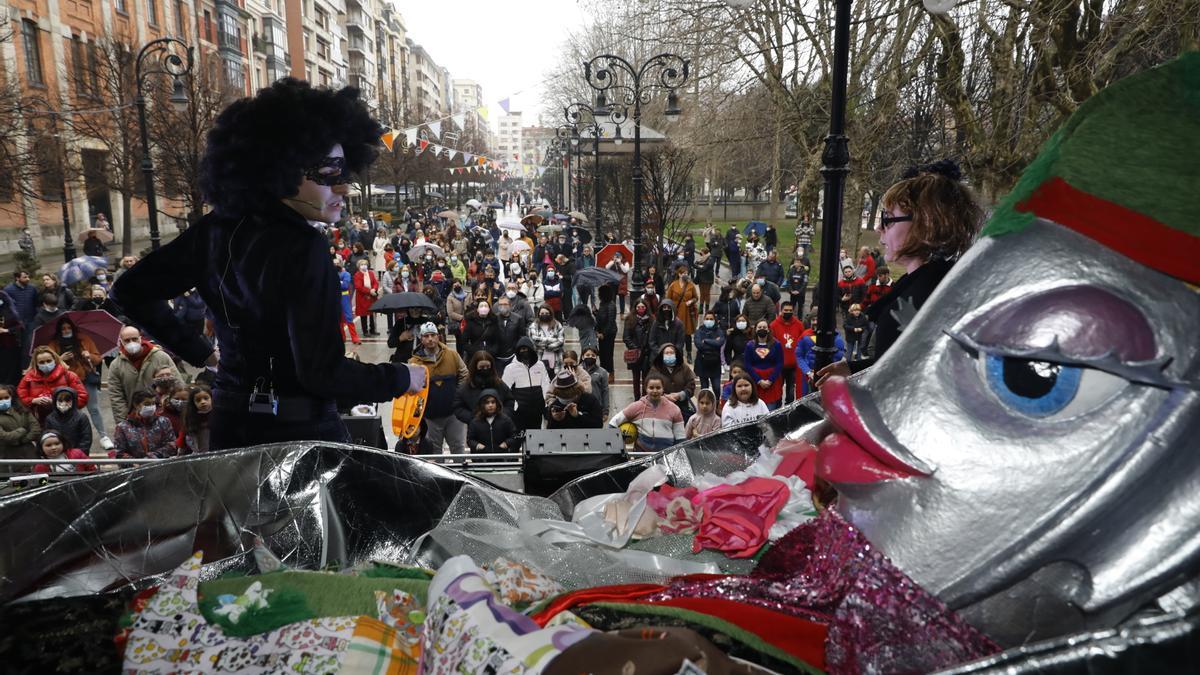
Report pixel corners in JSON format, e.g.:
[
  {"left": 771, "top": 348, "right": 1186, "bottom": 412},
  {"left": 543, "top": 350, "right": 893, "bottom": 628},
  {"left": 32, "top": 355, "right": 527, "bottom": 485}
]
[
  {"left": 519, "top": 350, "right": 536, "bottom": 365},
  {"left": 782, "top": 313, "right": 793, "bottom": 320},
  {"left": 583, "top": 357, "right": 597, "bottom": 368},
  {"left": 757, "top": 329, "right": 770, "bottom": 338},
  {"left": 476, "top": 367, "right": 492, "bottom": 376}
]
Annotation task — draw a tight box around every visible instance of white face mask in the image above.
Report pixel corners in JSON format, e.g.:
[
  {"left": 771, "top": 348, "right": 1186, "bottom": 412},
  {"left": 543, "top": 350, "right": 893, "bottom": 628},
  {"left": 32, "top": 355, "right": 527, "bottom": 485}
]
[
  {"left": 736, "top": 321, "right": 748, "bottom": 330},
  {"left": 56, "top": 401, "right": 72, "bottom": 413},
  {"left": 139, "top": 404, "right": 157, "bottom": 418},
  {"left": 506, "top": 290, "right": 517, "bottom": 299},
  {"left": 123, "top": 340, "right": 142, "bottom": 356}
]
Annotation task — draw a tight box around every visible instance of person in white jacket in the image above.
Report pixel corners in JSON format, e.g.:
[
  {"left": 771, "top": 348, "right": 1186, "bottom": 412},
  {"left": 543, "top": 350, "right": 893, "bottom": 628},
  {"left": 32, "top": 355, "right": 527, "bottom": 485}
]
[
  {"left": 720, "top": 375, "right": 770, "bottom": 428},
  {"left": 529, "top": 307, "right": 565, "bottom": 373},
  {"left": 502, "top": 337, "right": 551, "bottom": 429}
]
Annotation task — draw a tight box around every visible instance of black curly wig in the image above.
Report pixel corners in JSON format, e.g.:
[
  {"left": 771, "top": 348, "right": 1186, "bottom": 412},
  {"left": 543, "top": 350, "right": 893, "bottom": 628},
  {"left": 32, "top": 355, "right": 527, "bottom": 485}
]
[{"left": 199, "top": 78, "right": 383, "bottom": 217}]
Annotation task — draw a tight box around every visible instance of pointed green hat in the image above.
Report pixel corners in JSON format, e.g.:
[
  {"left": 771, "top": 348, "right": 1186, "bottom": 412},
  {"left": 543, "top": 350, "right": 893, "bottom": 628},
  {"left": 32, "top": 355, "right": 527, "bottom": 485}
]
[{"left": 983, "top": 52, "right": 1200, "bottom": 284}]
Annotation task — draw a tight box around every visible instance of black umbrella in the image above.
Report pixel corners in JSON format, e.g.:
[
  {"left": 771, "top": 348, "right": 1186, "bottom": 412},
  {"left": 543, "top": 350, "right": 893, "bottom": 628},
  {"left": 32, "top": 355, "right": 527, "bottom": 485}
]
[
  {"left": 566, "top": 304, "right": 596, "bottom": 330},
  {"left": 370, "top": 292, "right": 437, "bottom": 313},
  {"left": 566, "top": 227, "right": 593, "bottom": 245},
  {"left": 573, "top": 266, "right": 622, "bottom": 289},
  {"left": 487, "top": 201, "right": 504, "bottom": 209}
]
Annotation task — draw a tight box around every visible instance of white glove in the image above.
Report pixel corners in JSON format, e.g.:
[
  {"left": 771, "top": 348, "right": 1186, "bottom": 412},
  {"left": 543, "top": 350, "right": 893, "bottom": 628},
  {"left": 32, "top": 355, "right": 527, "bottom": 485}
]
[{"left": 405, "top": 364, "right": 428, "bottom": 393}]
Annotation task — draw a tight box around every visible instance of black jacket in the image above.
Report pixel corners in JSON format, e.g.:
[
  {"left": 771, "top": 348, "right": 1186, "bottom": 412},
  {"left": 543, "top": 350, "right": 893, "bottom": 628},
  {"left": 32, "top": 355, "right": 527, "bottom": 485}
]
[
  {"left": 42, "top": 386, "right": 91, "bottom": 452},
  {"left": 648, "top": 301, "right": 685, "bottom": 356},
  {"left": 494, "top": 314, "right": 526, "bottom": 359},
  {"left": 111, "top": 200, "right": 410, "bottom": 402},
  {"left": 594, "top": 299, "right": 618, "bottom": 339},
  {"left": 623, "top": 314, "right": 654, "bottom": 369},
  {"left": 853, "top": 258, "right": 955, "bottom": 372},
  {"left": 466, "top": 410, "right": 522, "bottom": 454},
  {"left": 545, "top": 391, "right": 603, "bottom": 429},
  {"left": 453, "top": 378, "right": 515, "bottom": 424},
  {"left": 462, "top": 312, "right": 500, "bottom": 356}
]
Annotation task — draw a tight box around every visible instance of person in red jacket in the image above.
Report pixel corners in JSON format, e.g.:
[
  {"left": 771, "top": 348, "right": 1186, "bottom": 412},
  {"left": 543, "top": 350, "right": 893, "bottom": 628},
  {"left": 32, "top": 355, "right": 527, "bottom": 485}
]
[
  {"left": 863, "top": 266, "right": 893, "bottom": 310},
  {"left": 856, "top": 246, "right": 877, "bottom": 282},
  {"left": 33, "top": 430, "right": 95, "bottom": 474},
  {"left": 18, "top": 346, "right": 88, "bottom": 424},
  {"left": 769, "top": 301, "right": 806, "bottom": 405},
  {"left": 837, "top": 265, "right": 866, "bottom": 319},
  {"left": 353, "top": 258, "right": 381, "bottom": 337}
]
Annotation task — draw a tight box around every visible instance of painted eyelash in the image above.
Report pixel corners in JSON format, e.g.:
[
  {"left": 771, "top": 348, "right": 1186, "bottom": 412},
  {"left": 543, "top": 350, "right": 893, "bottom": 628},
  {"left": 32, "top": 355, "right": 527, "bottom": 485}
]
[{"left": 942, "top": 329, "right": 1192, "bottom": 391}]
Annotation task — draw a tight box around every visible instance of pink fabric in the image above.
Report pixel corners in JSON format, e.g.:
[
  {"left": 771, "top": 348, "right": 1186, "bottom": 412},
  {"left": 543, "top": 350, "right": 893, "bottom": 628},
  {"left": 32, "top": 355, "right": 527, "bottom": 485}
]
[
  {"left": 651, "top": 510, "right": 1000, "bottom": 674},
  {"left": 646, "top": 485, "right": 704, "bottom": 535},
  {"left": 691, "top": 477, "right": 790, "bottom": 558}
]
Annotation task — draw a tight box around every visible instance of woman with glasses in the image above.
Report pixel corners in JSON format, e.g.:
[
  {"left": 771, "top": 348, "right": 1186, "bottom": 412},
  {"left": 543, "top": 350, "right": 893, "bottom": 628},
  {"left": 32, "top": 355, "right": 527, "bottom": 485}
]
[{"left": 817, "top": 159, "right": 982, "bottom": 384}]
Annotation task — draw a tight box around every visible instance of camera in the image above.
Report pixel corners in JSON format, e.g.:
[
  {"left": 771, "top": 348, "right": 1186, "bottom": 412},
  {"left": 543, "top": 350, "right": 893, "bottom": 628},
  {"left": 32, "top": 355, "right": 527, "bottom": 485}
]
[{"left": 248, "top": 390, "right": 278, "bottom": 415}]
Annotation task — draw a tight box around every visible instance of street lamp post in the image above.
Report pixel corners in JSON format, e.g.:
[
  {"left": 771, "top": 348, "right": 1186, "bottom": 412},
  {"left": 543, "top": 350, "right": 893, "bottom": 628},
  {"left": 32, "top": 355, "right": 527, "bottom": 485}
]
[
  {"left": 564, "top": 102, "right": 627, "bottom": 242},
  {"left": 135, "top": 37, "right": 194, "bottom": 251},
  {"left": 555, "top": 125, "right": 574, "bottom": 212},
  {"left": 582, "top": 53, "right": 689, "bottom": 303},
  {"left": 812, "top": 0, "right": 853, "bottom": 371}
]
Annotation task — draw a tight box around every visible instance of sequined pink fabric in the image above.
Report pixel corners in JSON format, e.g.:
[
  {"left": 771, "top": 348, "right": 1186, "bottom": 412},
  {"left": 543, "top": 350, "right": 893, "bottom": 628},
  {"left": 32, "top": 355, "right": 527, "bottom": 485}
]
[{"left": 649, "top": 510, "right": 1000, "bottom": 674}]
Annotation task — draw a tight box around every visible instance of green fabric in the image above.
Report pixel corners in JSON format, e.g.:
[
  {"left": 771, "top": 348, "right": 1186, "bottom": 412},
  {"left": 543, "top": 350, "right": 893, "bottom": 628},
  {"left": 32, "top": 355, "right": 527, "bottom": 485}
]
[
  {"left": 197, "top": 587, "right": 313, "bottom": 637},
  {"left": 197, "top": 570, "right": 430, "bottom": 635},
  {"left": 584, "top": 601, "right": 823, "bottom": 675},
  {"left": 984, "top": 51, "right": 1200, "bottom": 238},
  {"left": 357, "top": 562, "right": 436, "bottom": 580}
]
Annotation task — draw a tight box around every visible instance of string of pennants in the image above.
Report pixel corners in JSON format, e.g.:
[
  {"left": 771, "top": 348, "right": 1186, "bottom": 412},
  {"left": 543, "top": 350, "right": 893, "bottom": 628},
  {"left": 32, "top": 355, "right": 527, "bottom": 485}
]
[{"left": 376, "top": 92, "right": 531, "bottom": 177}]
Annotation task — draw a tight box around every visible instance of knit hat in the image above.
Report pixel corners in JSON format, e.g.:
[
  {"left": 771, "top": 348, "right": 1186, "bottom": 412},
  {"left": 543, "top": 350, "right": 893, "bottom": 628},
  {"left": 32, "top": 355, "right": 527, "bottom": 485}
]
[
  {"left": 418, "top": 322, "right": 438, "bottom": 336},
  {"left": 983, "top": 52, "right": 1200, "bottom": 284},
  {"left": 553, "top": 370, "right": 578, "bottom": 389},
  {"left": 40, "top": 430, "right": 63, "bottom": 446}
]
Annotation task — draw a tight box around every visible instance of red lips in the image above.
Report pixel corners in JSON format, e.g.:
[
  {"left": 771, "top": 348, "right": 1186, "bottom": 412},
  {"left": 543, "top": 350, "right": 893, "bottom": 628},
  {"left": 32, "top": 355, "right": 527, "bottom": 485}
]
[{"left": 816, "top": 376, "right": 926, "bottom": 484}]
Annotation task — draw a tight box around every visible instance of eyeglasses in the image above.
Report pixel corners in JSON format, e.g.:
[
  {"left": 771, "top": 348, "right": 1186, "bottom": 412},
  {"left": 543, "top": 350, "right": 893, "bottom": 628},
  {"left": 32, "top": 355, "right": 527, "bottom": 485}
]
[{"left": 879, "top": 211, "right": 912, "bottom": 229}]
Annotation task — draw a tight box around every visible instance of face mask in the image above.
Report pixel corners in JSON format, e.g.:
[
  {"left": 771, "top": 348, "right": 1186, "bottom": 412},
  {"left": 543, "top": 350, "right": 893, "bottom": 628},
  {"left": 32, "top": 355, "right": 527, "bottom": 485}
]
[
  {"left": 546, "top": 271, "right": 556, "bottom": 279},
  {"left": 677, "top": 254, "right": 685, "bottom": 259},
  {"left": 61, "top": 330, "right": 73, "bottom": 338},
  {"left": 476, "top": 367, "right": 492, "bottom": 376},
  {"left": 519, "top": 350, "right": 535, "bottom": 365},
  {"left": 646, "top": 288, "right": 655, "bottom": 295},
  {"left": 703, "top": 319, "right": 715, "bottom": 328},
  {"left": 123, "top": 341, "right": 142, "bottom": 356},
  {"left": 37, "top": 362, "right": 55, "bottom": 374},
  {"left": 636, "top": 307, "right": 647, "bottom": 316},
  {"left": 497, "top": 305, "right": 510, "bottom": 316},
  {"left": 736, "top": 321, "right": 748, "bottom": 330},
  {"left": 139, "top": 404, "right": 157, "bottom": 418},
  {"left": 506, "top": 290, "right": 517, "bottom": 299},
  {"left": 583, "top": 357, "right": 597, "bottom": 368},
  {"left": 169, "top": 398, "right": 187, "bottom": 410},
  {"left": 539, "top": 314, "right": 551, "bottom": 322},
  {"left": 359, "top": 265, "right": 368, "bottom": 272},
  {"left": 44, "top": 305, "right": 57, "bottom": 312},
  {"left": 757, "top": 329, "right": 770, "bottom": 338},
  {"left": 663, "top": 354, "right": 677, "bottom": 366},
  {"left": 92, "top": 296, "right": 103, "bottom": 301},
  {"left": 0, "top": 400, "right": 11, "bottom": 412},
  {"left": 96, "top": 273, "right": 106, "bottom": 281},
  {"left": 477, "top": 305, "right": 490, "bottom": 316},
  {"left": 56, "top": 401, "right": 72, "bottom": 413},
  {"left": 451, "top": 256, "right": 458, "bottom": 262},
  {"left": 756, "top": 278, "right": 765, "bottom": 286}
]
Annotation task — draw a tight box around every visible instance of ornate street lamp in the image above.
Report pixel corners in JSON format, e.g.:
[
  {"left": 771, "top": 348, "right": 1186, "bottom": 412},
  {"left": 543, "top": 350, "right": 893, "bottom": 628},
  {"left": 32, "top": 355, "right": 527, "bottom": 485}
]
[
  {"left": 564, "top": 101, "right": 627, "bottom": 241},
  {"left": 135, "top": 37, "right": 194, "bottom": 251},
  {"left": 582, "top": 53, "right": 689, "bottom": 302},
  {"left": 554, "top": 125, "right": 574, "bottom": 211}
]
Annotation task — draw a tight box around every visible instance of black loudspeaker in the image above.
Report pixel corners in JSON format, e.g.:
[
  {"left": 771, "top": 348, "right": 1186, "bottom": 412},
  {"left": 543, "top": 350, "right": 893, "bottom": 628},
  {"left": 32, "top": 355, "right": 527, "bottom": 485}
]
[
  {"left": 341, "top": 415, "right": 387, "bottom": 450},
  {"left": 523, "top": 429, "right": 626, "bottom": 497}
]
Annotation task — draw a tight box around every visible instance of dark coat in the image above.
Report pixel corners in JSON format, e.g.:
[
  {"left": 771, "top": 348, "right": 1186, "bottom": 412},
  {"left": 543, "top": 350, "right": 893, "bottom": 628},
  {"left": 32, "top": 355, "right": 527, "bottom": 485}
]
[
  {"left": 462, "top": 311, "right": 500, "bottom": 355},
  {"left": 594, "top": 299, "right": 618, "bottom": 339},
  {"left": 494, "top": 314, "right": 526, "bottom": 359},
  {"left": 466, "top": 388, "right": 522, "bottom": 454},
  {"left": 545, "top": 391, "right": 603, "bottom": 429},
  {"left": 3, "top": 282, "right": 38, "bottom": 324},
  {"left": 725, "top": 328, "right": 751, "bottom": 365},
  {"left": 649, "top": 300, "right": 686, "bottom": 356},
  {"left": 756, "top": 260, "right": 785, "bottom": 287},
  {"left": 855, "top": 259, "right": 955, "bottom": 370},
  {"left": 693, "top": 322, "right": 726, "bottom": 373},
  {"left": 453, "top": 378, "right": 515, "bottom": 425},
  {"left": 111, "top": 200, "right": 411, "bottom": 405},
  {"left": 42, "top": 386, "right": 91, "bottom": 452},
  {"left": 622, "top": 313, "right": 654, "bottom": 370},
  {"left": 644, "top": 343, "right": 697, "bottom": 410}
]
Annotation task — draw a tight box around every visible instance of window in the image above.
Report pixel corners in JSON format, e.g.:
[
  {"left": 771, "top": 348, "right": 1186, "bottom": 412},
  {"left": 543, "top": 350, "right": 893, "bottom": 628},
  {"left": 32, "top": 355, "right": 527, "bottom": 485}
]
[
  {"left": 315, "top": 7, "right": 328, "bottom": 30},
  {"left": 21, "top": 20, "right": 44, "bottom": 85},
  {"left": 116, "top": 0, "right": 127, "bottom": 13},
  {"left": 204, "top": 10, "right": 212, "bottom": 41},
  {"left": 147, "top": 0, "right": 158, "bottom": 25},
  {"left": 175, "top": 0, "right": 187, "bottom": 40},
  {"left": 71, "top": 36, "right": 89, "bottom": 95},
  {"left": 319, "top": 69, "right": 331, "bottom": 87},
  {"left": 316, "top": 37, "right": 330, "bottom": 61}
]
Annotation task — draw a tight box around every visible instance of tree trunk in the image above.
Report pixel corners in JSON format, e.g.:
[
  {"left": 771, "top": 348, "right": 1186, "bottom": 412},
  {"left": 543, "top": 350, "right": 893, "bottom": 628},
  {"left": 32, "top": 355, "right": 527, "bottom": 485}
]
[{"left": 771, "top": 109, "right": 783, "bottom": 224}]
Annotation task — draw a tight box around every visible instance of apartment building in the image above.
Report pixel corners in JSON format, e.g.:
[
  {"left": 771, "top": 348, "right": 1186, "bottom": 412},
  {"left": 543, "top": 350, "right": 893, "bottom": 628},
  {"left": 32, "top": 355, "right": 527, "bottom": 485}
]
[
  {"left": 245, "top": 0, "right": 289, "bottom": 92},
  {"left": 374, "top": 0, "right": 406, "bottom": 124},
  {"left": 285, "top": 0, "right": 346, "bottom": 88},
  {"left": 495, "top": 111, "right": 522, "bottom": 164},
  {"left": 404, "top": 38, "right": 443, "bottom": 120},
  {"left": 521, "top": 126, "right": 556, "bottom": 169}
]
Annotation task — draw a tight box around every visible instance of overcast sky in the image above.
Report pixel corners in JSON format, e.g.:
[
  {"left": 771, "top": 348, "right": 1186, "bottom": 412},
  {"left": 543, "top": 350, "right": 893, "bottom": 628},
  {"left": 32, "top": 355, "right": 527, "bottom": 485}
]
[{"left": 398, "top": 0, "right": 590, "bottom": 129}]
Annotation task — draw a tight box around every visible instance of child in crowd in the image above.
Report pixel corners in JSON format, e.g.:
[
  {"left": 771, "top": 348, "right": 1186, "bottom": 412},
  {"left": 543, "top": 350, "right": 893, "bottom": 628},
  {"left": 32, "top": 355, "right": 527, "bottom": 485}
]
[
  {"left": 607, "top": 375, "right": 685, "bottom": 453},
  {"left": 159, "top": 382, "right": 190, "bottom": 438},
  {"left": 843, "top": 303, "right": 870, "bottom": 360},
  {"left": 720, "top": 361, "right": 749, "bottom": 409},
  {"left": 684, "top": 389, "right": 721, "bottom": 439},
  {"left": 179, "top": 385, "right": 213, "bottom": 454},
  {"left": 33, "top": 430, "right": 95, "bottom": 474},
  {"left": 466, "top": 389, "right": 521, "bottom": 458},
  {"left": 721, "top": 375, "right": 771, "bottom": 428},
  {"left": 43, "top": 386, "right": 91, "bottom": 453},
  {"left": 112, "top": 389, "right": 178, "bottom": 459}
]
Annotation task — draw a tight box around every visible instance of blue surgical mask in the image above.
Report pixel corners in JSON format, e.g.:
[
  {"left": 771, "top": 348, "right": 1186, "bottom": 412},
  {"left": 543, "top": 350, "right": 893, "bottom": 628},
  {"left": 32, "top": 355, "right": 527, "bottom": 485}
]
[
  {"left": 663, "top": 354, "right": 677, "bottom": 366},
  {"left": 0, "top": 400, "right": 11, "bottom": 412},
  {"left": 37, "top": 362, "right": 55, "bottom": 374},
  {"left": 703, "top": 319, "right": 715, "bottom": 328}
]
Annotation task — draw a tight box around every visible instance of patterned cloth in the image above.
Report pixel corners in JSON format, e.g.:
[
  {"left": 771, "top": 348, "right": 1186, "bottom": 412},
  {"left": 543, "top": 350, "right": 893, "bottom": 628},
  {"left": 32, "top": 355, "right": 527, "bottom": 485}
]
[
  {"left": 419, "top": 556, "right": 594, "bottom": 675},
  {"left": 122, "top": 552, "right": 416, "bottom": 674}
]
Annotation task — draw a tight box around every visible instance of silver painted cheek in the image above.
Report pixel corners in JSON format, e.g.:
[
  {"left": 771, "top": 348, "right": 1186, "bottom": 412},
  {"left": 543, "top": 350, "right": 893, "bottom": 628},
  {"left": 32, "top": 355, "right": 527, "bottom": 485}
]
[{"left": 834, "top": 220, "right": 1200, "bottom": 643}]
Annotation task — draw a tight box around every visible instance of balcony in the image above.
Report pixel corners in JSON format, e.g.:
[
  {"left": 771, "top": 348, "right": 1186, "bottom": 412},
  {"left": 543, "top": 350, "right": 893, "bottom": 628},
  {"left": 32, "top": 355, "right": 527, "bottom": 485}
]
[
  {"left": 347, "top": 35, "right": 371, "bottom": 54},
  {"left": 345, "top": 10, "right": 367, "bottom": 28}
]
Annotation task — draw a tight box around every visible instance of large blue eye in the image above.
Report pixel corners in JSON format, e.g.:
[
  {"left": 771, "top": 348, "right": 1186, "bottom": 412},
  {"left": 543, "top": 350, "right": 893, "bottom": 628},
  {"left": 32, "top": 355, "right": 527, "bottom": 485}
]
[{"left": 985, "top": 354, "right": 1082, "bottom": 417}]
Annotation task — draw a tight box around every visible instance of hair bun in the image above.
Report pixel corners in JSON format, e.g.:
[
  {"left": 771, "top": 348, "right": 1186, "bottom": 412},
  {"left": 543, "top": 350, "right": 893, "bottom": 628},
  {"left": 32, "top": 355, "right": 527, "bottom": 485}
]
[{"left": 901, "top": 158, "right": 963, "bottom": 182}]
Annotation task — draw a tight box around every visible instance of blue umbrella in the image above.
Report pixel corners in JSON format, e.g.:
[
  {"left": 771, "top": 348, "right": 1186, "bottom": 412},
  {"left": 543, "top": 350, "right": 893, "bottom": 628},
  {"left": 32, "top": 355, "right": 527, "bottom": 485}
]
[
  {"left": 744, "top": 220, "right": 768, "bottom": 237},
  {"left": 59, "top": 256, "right": 108, "bottom": 285},
  {"left": 553, "top": 213, "right": 570, "bottom": 222}
]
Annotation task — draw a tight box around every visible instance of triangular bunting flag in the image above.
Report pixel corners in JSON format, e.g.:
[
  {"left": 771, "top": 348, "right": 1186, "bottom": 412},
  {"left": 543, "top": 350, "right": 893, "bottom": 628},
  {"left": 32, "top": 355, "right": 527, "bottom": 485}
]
[
  {"left": 417, "top": 139, "right": 429, "bottom": 154},
  {"left": 448, "top": 150, "right": 458, "bottom": 161},
  {"left": 463, "top": 152, "right": 474, "bottom": 164},
  {"left": 451, "top": 113, "right": 465, "bottom": 129},
  {"left": 427, "top": 121, "right": 441, "bottom": 139},
  {"left": 404, "top": 128, "right": 418, "bottom": 147},
  {"left": 476, "top": 106, "right": 489, "bottom": 121},
  {"left": 380, "top": 129, "right": 396, "bottom": 151},
  {"left": 499, "top": 98, "right": 511, "bottom": 114}
]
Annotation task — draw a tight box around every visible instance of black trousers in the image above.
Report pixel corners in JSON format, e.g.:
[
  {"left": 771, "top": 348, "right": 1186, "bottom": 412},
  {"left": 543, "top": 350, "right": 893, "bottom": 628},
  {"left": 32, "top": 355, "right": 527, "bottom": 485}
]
[
  {"left": 359, "top": 314, "right": 377, "bottom": 335},
  {"left": 210, "top": 392, "right": 349, "bottom": 449},
  {"left": 599, "top": 333, "right": 616, "bottom": 375}
]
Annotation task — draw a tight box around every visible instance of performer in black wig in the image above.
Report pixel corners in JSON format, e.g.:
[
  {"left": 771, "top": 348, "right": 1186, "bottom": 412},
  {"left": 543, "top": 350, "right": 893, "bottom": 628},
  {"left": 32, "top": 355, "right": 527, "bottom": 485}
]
[{"left": 112, "top": 79, "right": 424, "bottom": 449}]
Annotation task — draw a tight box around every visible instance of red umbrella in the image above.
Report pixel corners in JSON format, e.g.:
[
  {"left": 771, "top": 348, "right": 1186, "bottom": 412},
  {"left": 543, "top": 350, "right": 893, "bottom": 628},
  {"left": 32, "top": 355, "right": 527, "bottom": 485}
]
[
  {"left": 31, "top": 310, "right": 122, "bottom": 356},
  {"left": 596, "top": 243, "right": 634, "bottom": 270}
]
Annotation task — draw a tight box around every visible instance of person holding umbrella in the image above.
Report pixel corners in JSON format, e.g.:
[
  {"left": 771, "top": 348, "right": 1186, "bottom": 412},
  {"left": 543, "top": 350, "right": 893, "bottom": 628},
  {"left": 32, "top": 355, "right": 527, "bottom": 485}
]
[{"left": 46, "top": 315, "right": 109, "bottom": 448}]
